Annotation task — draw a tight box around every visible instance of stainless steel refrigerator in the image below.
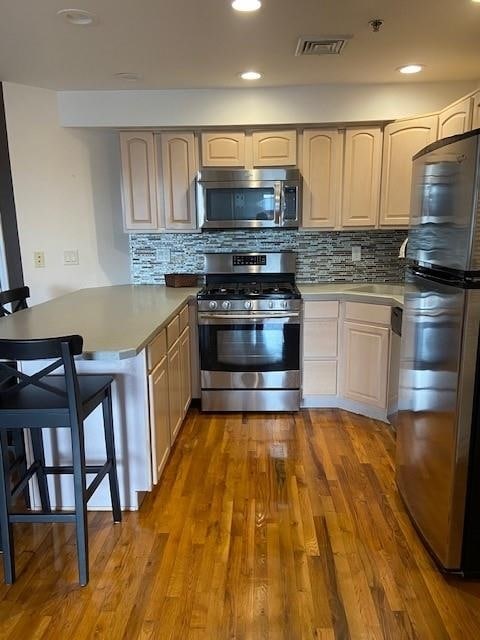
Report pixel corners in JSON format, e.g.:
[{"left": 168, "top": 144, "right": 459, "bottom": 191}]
[{"left": 397, "top": 128, "right": 480, "bottom": 575}]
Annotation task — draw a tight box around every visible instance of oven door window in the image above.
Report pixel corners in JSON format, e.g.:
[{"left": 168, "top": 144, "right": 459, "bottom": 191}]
[
  {"left": 199, "top": 322, "right": 300, "bottom": 372},
  {"left": 206, "top": 188, "right": 275, "bottom": 222}
]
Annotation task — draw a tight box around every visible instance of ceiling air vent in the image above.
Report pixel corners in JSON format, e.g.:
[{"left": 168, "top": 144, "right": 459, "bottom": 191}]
[{"left": 295, "top": 36, "right": 351, "bottom": 56}]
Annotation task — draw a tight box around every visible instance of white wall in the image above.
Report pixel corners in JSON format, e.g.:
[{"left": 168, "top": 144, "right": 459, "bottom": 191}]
[
  {"left": 57, "top": 81, "right": 477, "bottom": 128},
  {"left": 3, "top": 82, "right": 130, "bottom": 305}
]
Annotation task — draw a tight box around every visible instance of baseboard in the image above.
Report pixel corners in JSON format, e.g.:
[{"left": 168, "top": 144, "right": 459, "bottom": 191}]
[{"left": 301, "top": 394, "right": 389, "bottom": 423}]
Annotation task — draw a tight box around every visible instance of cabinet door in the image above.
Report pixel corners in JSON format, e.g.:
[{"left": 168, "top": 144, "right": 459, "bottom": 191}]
[
  {"left": 161, "top": 132, "right": 198, "bottom": 231},
  {"left": 341, "top": 321, "right": 389, "bottom": 408},
  {"left": 148, "top": 356, "right": 170, "bottom": 484},
  {"left": 168, "top": 339, "right": 183, "bottom": 444},
  {"left": 380, "top": 115, "right": 438, "bottom": 227},
  {"left": 120, "top": 132, "right": 158, "bottom": 231},
  {"left": 252, "top": 130, "right": 297, "bottom": 166},
  {"left": 302, "top": 129, "right": 342, "bottom": 228},
  {"left": 341, "top": 128, "right": 382, "bottom": 228},
  {"left": 438, "top": 96, "right": 473, "bottom": 138},
  {"left": 180, "top": 326, "right": 192, "bottom": 417},
  {"left": 201, "top": 132, "right": 246, "bottom": 167},
  {"left": 473, "top": 91, "right": 480, "bottom": 131},
  {"left": 303, "top": 360, "right": 337, "bottom": 396}
]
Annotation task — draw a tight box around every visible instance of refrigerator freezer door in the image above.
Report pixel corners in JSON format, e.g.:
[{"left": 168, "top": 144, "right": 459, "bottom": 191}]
[
  {"left": 408, "top": 134, "right": 480, "bottom": 272},
  {"left": 396, "top": 270, "right": 480, "bottom": 569}
]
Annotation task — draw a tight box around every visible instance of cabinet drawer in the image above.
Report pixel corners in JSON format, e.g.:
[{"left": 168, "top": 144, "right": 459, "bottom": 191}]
[
  {"left": 303, "top": 319, "right": 338, "bottom": 358},
  {"left": 303, "top": 360, "right": 337, "bottom": 396},
  {"left": 167, "top": 316, "right": 180, "bottom": 347},
  {"left": 344, "top": 302, "right": 390, "bottom": 325},
  {"left": 304, "top": 300, "right": 339, "bottom": 319},
  {"left": 147, "top": 329, "right": 167, "bottom": 371},
  {"left": 179, "top": 304, "right": 189, "bottom": 332}
]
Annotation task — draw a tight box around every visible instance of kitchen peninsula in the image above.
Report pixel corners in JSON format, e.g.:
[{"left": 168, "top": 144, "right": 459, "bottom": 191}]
[{"left": 0, "top": 283, "right": 403, "bottom": 510}]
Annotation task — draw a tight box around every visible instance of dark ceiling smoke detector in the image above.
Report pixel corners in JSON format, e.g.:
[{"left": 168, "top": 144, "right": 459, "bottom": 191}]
[{"left": 369, "top": 19, "right": 384, "bottom": 32}]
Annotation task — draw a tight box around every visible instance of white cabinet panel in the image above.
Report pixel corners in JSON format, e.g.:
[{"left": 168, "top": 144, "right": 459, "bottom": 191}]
[
  {"left": 302, "top": 129, "right": 342, "bottom": 228},
  {"left": 341, "top": 321, "right": 389, "bottom": 409},
  {"left": 201, "top": 132, "right": 246, "bottom": 167},
  {"left": 168, "top": 339, "right": 183, "bottom": 444},
  {"left": 252, "top": 130, "right": 297, "bottom": 166},
  {"left": 304, "top": 301, "right": 339, "bottom": 320},
  {"left": 180, "top": 326, "right": 192, "bottom": 417},
  {"left": 344, "top": 302, "right": 391, "bottom": 325},
  {"left": 341, "top": 128, "right": 382, "bottom": 228},
  {"left": 120, "top": 132, "right": 158, "bottom": 231},
  {"left": 161, "top": 132, "right": 198, "bottom": 230},
  {"left": 303, "top": 319, "right": 338, "bottom": 358},
  {"left": 438, "top": 96, "right": 473, "bottom": 138},
  {"left": 303, "top": 360, "right": 337, "bottom": 396},
  {"left": 380, "top": 115, "right": 438, "bottom": 227}
]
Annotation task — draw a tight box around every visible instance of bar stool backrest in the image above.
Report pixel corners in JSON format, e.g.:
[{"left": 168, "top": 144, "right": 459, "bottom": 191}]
[
  {"left": 0, "top": 336, "right": 84, "bottom": 422},
  {"left": 0, "top": 287, "right": 30, "bottom": 317}
]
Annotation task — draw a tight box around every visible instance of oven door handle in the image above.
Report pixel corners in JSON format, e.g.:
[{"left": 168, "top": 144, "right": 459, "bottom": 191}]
[{"left": 198, "top": 312, "right": 300, "bottom": 324}]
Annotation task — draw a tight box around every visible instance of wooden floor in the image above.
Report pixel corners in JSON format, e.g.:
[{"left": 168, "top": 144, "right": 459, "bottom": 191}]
[{"left": 1, "top": 409, "right": 480, "bottom": 639}]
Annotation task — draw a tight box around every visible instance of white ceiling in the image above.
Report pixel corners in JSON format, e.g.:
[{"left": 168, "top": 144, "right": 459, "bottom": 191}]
[{"left": 0, "top": 0, "right": 479, "bottom": 91}]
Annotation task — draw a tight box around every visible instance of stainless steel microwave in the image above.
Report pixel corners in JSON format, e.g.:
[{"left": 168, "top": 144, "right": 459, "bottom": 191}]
[{"left": 196, "top": 168, "right": 302, "bottom": 229}]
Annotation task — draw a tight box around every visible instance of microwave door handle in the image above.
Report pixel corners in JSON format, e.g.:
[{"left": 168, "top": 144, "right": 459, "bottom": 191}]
[{"left": 274, "top": 182, "right": 282, "bottom": 224}]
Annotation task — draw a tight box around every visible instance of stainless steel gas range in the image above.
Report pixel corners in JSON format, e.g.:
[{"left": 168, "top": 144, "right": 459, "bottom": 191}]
[{"left": 197, "top": 252, "right": 302, "bottom": 412}]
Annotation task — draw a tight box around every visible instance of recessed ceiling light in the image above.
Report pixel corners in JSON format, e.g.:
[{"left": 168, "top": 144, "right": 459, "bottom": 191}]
[
  {"left": 240, "top": 71, "right": 262, "bottom": 80},
  {"left": 114, "top": 73, "right": 141, "bottom": 82},
  {"left": 232, "top": 0, "right": 261, "bottom": 12},
  {"left": 397, "top": 64, "right": 424, "bottom": 74},
  {"left": 57, "top": 9, "right": 95, "bottom": 25}
]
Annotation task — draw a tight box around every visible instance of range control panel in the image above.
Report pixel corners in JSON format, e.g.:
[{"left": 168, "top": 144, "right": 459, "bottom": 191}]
[{"left": 232, "top": 254, "right": 267, "bottom": 266}]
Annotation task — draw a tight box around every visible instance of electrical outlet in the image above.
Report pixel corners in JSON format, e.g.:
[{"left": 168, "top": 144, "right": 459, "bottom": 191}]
[
  {"left": 33, "top": 251, "right": 45, "bottom": 268},
  {"left": 352, "top": 245, "right": 361, "bottom": 262},
  {"left": 64, "top": 250, "right": 79, "bottom": 266}
]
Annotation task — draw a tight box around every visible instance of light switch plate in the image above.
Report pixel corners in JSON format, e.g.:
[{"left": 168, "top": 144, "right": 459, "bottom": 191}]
[{"left": 64, "top": 250, "right": 79, "bottom": 265}]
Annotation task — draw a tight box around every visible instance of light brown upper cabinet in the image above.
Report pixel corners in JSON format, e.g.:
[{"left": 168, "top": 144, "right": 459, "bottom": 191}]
[
  {"left": 252, "top": 130, "right": 297, "bottom": 166},
  {"left": 438, "top": 95, "right": 473, "bottom": 139},
  {"left": 473, "top": 91, "right": 480, "bottom": 130},
  {"left": 120, "top": 132, "right": 158, "bottom": 231},
  {"left": 379, "top": 115, "right": 438, "bottom": 227},
  {"left": 341, "top": 128, "right": 382, "bottom": 228},
  {"left": 302, "top": 129, "right": 343, "bottom": 228},
  {"left": 161, "top": 132, "right": 198, "bottom": 231},
  {"left": 201, "top": 132, "right": 247, "bottom": 167}
]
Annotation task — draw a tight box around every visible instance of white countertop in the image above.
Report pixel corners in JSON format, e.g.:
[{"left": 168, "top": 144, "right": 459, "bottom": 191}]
[
  {"left": 298, "top": 282, "right": 404, "bottom": 307},
  {"left": 0, "top": 285, "right": 199, "bottom": 361},
  {"left": 0, "top": 282, "right": 404, "bottom": 361}
]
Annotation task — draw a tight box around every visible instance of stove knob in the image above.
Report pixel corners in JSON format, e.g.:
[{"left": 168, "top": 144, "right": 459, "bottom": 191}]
[
  {"left": 244, "top": 300, "right": 253, "bottom": 310},
  {"left": 222, "top": 301, "right": 231, "bottom": 310},
  {"left": 268, "top": 301, "right": 274, "bottom": 310},
  {"left": 281, "top": 301, "right": 288, "bottom": 310},
  {"left": 209, "top": 301, "right": 217, "bottom": 310}
]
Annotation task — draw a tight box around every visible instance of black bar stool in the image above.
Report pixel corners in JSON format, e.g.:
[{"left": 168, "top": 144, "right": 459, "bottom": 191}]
[
  {"left": 0, "top": 287, "right": 31, "bottom": 507},
  {"left": 0, "top": 335, "right": 122, "bottom": 586}
]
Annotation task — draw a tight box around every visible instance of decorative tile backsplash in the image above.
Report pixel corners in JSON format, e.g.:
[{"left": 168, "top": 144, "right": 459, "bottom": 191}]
[{"left": 130, "top": 229, "right": 407, "bottom": 284}]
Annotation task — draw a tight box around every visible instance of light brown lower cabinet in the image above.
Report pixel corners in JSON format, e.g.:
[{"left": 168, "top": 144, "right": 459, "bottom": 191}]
[
  {"left": 168, "top": 338, "right": 183, "bottom": 444},
  {"left": 148, "top": 355, "right": 171, "bottom": 484},
  {"left": 341, "top": 320, "right": 390, "bottom": 409},
  {"left": 180, "top": 326, "right": 192, "bottom": 416}
]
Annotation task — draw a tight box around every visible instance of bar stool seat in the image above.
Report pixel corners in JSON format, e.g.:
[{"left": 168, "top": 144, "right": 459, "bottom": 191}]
[{"left": 0, "top": 335, "right": 121, "bottom": 586}]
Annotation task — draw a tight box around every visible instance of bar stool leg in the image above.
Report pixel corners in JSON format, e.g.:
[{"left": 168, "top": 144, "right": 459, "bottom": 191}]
[
  {"left": 12, "top": 430, "right": 30, "bottom": 508},
  {"left": 70, "top": 418, "right": 89, "bottom": 586},
  {"left": 0, "top": 431, "right": 15, "bottom": 584},
  {"left": 102, "top": 390, "right": 121, "bottom": 523},
  {"left": 30, "top": 428, "right": 51, "bottom": 512}
]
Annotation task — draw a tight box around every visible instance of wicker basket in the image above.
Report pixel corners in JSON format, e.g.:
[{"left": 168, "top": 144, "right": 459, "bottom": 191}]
[{"left": 164, "top": 273, "right": 198, "bottom": 288}]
